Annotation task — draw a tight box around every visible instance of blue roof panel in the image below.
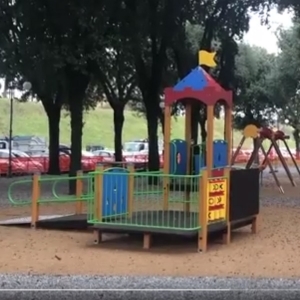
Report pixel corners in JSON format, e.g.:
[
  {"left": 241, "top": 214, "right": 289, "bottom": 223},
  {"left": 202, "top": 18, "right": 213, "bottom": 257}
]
[{"left": 173, "top": 67, "right": 208, "bottom": 91}]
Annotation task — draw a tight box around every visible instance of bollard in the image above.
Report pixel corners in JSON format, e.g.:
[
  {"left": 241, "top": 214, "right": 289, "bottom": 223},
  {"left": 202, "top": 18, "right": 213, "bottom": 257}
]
[
  {"left": 31, "top": 172, "right": 41, "bottom": 228},
  {"left": 93, "top": 164, "right": 104, "bottom": 244},
  {"left": 75, "top": 170, "right": 83, "bottom": 214},
  {"left": 127, "top": 164, "right": 135, "bottom": 218}
]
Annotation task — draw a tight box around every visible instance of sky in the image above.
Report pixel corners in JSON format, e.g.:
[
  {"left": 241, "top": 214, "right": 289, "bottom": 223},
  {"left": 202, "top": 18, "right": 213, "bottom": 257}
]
[{"left": 244, "top": 9, "right": 293, "bottom": 53}]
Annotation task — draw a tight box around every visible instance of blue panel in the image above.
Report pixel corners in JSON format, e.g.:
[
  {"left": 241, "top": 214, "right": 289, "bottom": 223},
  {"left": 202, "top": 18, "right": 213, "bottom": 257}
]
[
  {"left": 194, "top": 144, "right": 206, "bottom": 174},
  {"left": 170, "top": 139, "right": 187, "bottom": 175},
  {"left": 194, "top": 155, "right": 201, "bottom": 174},
  {"left": 213, "top": 140, "right": 228, "bottom": 168},
  {"left": 169, "top": 142, "right": 177, "bottom": 174},
  {"left": 102, "top": 168, "right": 128, "bottom": 217},
  {"left": 173, "top": 67, "right": 208, "bottom": 91}
]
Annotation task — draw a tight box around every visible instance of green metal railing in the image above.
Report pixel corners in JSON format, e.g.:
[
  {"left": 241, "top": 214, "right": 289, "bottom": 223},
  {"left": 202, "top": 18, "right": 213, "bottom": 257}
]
[
  {"left": 88, "top": 171, "right": 202, "bottom": 231},
  {"left": 8, "top": 174, "right": 94, "bottom": 206},
  {"left": 8, "top": 178, "right": 33, "bottom": 206}
]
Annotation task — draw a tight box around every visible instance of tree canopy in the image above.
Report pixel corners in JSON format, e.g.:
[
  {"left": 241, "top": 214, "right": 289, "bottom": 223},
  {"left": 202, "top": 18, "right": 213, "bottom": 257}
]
[{"left": 2, "top": 0, "right": 300, "bottom": 175}]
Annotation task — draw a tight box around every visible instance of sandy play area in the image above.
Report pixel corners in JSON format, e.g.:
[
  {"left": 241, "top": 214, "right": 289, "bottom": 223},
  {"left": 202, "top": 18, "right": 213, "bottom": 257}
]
[{"left": 0, "top": 173, "right": 300, "bottom": 278}]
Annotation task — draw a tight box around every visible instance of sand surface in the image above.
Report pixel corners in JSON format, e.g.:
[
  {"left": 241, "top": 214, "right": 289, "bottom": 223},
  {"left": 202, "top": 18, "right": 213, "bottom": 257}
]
[
  {"left": 0, "top": 204, "right": 299, "bottom": 278},
  {"left": 0, "top": 173, "right": 300, "bottom": 278}
]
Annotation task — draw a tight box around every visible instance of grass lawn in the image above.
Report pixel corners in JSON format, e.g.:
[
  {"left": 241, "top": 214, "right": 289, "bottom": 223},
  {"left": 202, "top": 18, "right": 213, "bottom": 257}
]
[{"left": 0, "top": 98, "right": 296, "bottom": 149}]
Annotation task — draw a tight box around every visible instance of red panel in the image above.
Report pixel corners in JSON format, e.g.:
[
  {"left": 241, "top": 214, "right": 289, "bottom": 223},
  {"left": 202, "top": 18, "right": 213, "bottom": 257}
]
[
  {"left": 211, "top": 169, "right": 224, "bottom": 177},
  {"left": 164, "top": 86, "right": 232, "bottom": 107}
]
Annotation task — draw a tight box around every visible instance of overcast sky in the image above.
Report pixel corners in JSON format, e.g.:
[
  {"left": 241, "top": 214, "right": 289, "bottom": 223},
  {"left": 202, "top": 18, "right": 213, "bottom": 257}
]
[{"left": 244, "top": 9, "right": 293, "bottom": 53}]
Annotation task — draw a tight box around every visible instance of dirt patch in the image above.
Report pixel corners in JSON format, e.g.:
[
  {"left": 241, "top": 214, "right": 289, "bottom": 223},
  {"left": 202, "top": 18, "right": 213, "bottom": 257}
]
[{"left": 0, "top": 206, "right": 299, "bottom": 278}]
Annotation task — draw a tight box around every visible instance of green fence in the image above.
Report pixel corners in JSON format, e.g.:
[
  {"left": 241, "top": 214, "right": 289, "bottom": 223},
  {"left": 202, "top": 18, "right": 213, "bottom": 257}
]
[
  {"left": 8, "top": 174, "right": 94, "bottom": 206},
  {"left": 7, "top": 169, "right": 203, "bottom": 232},
  {"left": 87, "top": 171, "right": 202, "bottom": 232}
]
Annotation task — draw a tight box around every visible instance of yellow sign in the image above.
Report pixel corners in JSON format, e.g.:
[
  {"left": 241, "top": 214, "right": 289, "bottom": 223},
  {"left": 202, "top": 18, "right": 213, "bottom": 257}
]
[{"left": 206, "top": 178, "right": 227, "bottom": 223}]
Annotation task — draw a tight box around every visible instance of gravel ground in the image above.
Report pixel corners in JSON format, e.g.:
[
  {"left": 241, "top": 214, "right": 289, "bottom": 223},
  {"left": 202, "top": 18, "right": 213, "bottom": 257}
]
[
  {"left": 0, "top": 274, "right": 300, "bottom": 289},
  {"left": 0, "top": 275, "right": 300, "bottom": 299}
]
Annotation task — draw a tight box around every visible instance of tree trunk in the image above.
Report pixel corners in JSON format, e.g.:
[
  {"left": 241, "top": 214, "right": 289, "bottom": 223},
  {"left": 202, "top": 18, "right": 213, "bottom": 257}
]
[
  {"left": 46, "top": 106, "right": 61, "bottom": 174},
  {"left": 43, "top": 101, "right": 62, "bottom": 175},
  {"left": 113, "top": 105, "right": 125, "bottom": 162},
  {"left": 293, "top": 128, "right": 300, "bottom": 159},
  {"left": 67, "top": 73, "right": 90, "bottom": 194},
  {"left": 145, "top": 105, "right": 160, "bottom": 185}
]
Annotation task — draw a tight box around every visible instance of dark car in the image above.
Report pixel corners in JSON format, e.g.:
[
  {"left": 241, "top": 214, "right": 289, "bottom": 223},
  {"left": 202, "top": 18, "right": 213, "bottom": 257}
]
[{"left": 86, "top": 144, "right": 105, "bottom": 152}]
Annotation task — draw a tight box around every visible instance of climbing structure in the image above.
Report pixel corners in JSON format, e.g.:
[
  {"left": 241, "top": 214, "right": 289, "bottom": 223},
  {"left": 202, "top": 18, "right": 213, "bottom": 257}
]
[
  {"left": 162, "top": 51, "right": 233, "bottom": 208},
  {"left": 232, "top": 124, "right": 300, "bottom": 193}
]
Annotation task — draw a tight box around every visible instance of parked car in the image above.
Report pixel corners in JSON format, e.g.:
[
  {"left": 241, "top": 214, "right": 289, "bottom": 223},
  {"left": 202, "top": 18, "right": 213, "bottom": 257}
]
[
  {"left": 86, "top": 144, "right": 105, "bottom": 152},
  {"left": 11, "top": 149, "right": 44, "bottom": 173},
  {"left": 0, "top": 149, "right": 27, "bottom": 175},
  {"left": 93, "top": 150, "right": 115, "bottom": 162}
]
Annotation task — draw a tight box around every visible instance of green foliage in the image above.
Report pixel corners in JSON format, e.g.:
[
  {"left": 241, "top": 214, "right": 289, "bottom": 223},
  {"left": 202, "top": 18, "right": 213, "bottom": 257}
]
[
  {"left": 268, "top": 22, "right": 300, "bottom": 128},
  {"left": 233, "top": 43, "right": 276, "bottom": 129}
]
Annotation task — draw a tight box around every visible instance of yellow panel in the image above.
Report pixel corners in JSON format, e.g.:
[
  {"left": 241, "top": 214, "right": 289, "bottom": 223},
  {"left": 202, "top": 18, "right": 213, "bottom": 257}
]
[{"left": 206, "top": 178, "right": 227, "bottom": 223}]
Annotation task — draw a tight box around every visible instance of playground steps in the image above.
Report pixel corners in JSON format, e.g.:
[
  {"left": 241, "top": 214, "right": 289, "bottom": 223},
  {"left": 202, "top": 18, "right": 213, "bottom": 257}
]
[{"left": 0, "top": 214, "right": 88, "bottom": 230}]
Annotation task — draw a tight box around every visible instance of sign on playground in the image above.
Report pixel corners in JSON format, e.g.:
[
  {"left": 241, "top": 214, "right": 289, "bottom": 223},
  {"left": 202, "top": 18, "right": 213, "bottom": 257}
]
[{"left": 207, "top": 178, "right": 227, "bottom": 222}]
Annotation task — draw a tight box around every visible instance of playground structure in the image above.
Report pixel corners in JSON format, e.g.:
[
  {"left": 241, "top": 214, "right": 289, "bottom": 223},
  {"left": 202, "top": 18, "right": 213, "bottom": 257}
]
[
  {"left": 232, "top": 125, "right": 300, "bottom": 193},
  {"left": 89, "top": 51, "right": 260, "bottom": 251},
  {"left": 1, "top": 51, "right": 260, "bottom": 252}
]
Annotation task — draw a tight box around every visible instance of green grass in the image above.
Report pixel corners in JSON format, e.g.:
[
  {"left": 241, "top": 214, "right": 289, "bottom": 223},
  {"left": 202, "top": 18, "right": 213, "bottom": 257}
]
[{"left": 0, "top": 98, "right": 295, "bottom": 149}]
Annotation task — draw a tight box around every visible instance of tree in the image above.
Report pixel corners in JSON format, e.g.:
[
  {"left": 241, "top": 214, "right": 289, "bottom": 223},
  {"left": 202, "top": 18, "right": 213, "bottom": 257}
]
[
  {"left": 172, "top": 0, "right": 272, "bottom": 144},
  {"left": 122, "top": 0, "right": 190, "bottom": 177},
  {"left": 0, "top": 0, "right": 122, "bottom": 192},
  {"left": 267, "top": 23, "right": 300, "bottom": 156},
  {"left": 0, "top": 0, "right": 65, "bottom": 174},
  {"left": 96, "top": 45, "right": 137, "bottom": 162},
  {"left": 234, "top": 44, "right": 276, "bottom": 129}
]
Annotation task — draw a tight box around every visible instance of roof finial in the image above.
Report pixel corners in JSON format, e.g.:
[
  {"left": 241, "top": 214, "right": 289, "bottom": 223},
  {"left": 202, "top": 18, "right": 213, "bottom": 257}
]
[{"left": 198, "top": 50, "right": 217, "bottom": 68}]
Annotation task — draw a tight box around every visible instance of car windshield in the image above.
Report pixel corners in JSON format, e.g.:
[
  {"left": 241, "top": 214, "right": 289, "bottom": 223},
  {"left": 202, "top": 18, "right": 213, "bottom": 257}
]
[
  {"left": 123, "top": 142, "right": 141, "bottom": 152},
  {"left": 82, "top": 150, "right": 94, "bottom": 157},
  {"left": 0, "top": 151, "right": 16, "bottom": 158},
  {"left": 12, "top": 151, "right": 29, "bottom": 157}
]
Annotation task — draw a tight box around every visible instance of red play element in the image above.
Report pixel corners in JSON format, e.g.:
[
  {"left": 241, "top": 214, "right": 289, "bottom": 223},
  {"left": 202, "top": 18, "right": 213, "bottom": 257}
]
[
  {"left": 164, "top": 69, "right": 233, "bottom": 107},
  {"left": 274, "top": 130, "right": 287, "bottom": 141},
  {"left": 260, "top": 127, "right": 274, "bottom": 139},
  {"left": 211, "top": 169, "right": 224, "bottom": 177},
  {"left": 209, "top": 191, "right": 224, "bottom": 197},
  {"left": 260, "top": 127, "right": 289, "bottom": 141},
  {"left": 209, "top": 204, "right": 224, "bottom": 211}
]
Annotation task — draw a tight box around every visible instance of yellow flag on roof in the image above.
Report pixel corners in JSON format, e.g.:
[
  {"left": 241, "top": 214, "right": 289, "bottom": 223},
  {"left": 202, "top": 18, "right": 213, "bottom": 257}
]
[{"left": 198, "top": 50, "right": 217, "bottom": 68}]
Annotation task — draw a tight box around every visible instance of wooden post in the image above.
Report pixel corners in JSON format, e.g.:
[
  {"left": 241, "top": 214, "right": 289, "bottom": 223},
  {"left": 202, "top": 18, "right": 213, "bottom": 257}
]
[
  {"left": 224, "top": 106, "right": 232, "bottom": 165},
  {"left": 75, "top": 170, "right": 83, "bottom": 214},
  {"left": 206, "top": 105, "right": 214, "bottom": 176},
  {"left": 127, "top": 163, "right": 134, "bottom": 218},
  {"left": 184, "top": 103, "right": 192, "bottom": 212},
  {"left": 93, "top": 164, "right": 104, "bottom": 244},
  {"left": 143, "top": 233, "right": 152, "bottom": 250},
  {"left": 198, "top": 169, "right": 208, "bottom": 252},
  {"left": 251, "top": 216, "right": 258, "bottom": 234},
  {"left": 31, "top": 173, "right": 40, "bottom": 228},
  {"left": 163, "top": 104, "right": 171, "bottom": 210},
  {"left": 222, "top": 167, "right": 231, "bottom": 245}
]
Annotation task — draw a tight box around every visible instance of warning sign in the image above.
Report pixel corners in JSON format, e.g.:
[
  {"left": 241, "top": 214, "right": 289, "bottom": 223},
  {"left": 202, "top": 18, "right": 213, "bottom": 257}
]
[{"left": 206, "top": 178, "right": 227, "bottom": 223}]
